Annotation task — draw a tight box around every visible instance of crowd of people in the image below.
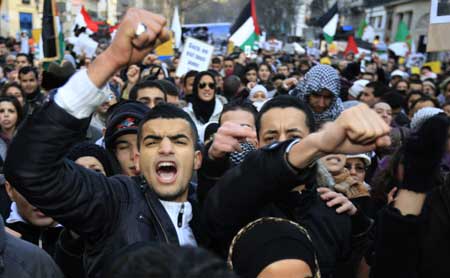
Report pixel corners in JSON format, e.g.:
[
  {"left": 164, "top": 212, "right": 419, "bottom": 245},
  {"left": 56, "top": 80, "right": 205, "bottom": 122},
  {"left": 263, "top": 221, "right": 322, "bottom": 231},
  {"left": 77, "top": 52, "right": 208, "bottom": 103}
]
[{"left": 0, "top": 7, "right": 449, "bottom": 278}]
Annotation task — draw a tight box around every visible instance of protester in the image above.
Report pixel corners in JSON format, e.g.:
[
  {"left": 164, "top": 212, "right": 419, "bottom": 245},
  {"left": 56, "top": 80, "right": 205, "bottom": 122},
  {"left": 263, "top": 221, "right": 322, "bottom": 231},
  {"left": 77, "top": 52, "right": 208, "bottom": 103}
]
[
  {"left": 184, "top": 71, "right": 223, "bottom": 141},
  {"left": 182, "top": 70, "right": 198, "bottom": 102},
  {"left": 1, "top": 82, "right": 26, "bottom": 108},
  {"left": 18, "top": 66, "right": 45, "bottom": 115},
  {"left": 204, "top": 95, "right": 389, "bottom": 277},
  {"left": 359, "top": 82, "right": 387, "bottom": 107},
  {"left": 290, "top": 64, "right": 344, "bottom": 127},
  {"left": 104, "top": 101, "right": 150, "bottom": 176},
  {"left": 129, "top": 79, "right": 167, "bottom": 108}
]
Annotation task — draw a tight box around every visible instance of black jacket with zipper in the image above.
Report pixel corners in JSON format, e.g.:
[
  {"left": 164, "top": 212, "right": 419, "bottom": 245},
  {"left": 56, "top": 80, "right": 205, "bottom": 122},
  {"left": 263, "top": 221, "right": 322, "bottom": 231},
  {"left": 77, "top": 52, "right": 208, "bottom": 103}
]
[
  {"left": 4, "top": 101, "right": 207, "bottom": 278},
  {"left": 203, "top": 140, "right": 372, "bottom": 278},
  {"left": 5, "top": 221, "right": 63, "bottom": 257}
]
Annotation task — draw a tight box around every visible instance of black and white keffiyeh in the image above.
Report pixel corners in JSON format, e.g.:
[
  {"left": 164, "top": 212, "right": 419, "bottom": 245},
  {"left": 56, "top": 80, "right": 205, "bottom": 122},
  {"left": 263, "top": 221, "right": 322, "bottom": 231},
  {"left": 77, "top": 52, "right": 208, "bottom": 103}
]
[{"left": 290, "top": 64, "right": 343, "bottom": 126}]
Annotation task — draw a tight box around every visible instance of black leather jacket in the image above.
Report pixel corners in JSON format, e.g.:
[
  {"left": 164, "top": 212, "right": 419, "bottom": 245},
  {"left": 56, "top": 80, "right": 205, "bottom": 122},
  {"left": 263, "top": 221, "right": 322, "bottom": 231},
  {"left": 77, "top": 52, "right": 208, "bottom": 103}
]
[{"left": 5, "top": 102, "right": 205, "bottom": 278}]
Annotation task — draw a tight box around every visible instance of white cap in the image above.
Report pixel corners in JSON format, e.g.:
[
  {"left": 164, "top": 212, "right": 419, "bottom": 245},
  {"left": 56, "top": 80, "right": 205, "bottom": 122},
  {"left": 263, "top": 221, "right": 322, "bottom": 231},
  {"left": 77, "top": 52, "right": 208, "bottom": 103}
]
[
  {"left": 346, "top": 153, "right": 371, "bottom": 166},
  {"left": 390, "top": 69, "right": 408, "bottom": 79},
  {"left": 348, "top": 79, "right": 370, "bottom": 98},
  {"left": 249, "top": 85, "right": 268, "bottom": 100}
]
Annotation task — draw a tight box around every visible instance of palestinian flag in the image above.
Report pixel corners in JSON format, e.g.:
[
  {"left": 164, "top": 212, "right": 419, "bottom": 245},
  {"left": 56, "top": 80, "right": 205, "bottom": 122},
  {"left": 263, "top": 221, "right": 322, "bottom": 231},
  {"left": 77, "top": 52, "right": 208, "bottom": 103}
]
[
  {"left": 229, "top": 0, "right": 261, "bottom": 51},
  {"left": 41, "top": 0, "right": 64, "bottom": 62},
  {"left": 318, "top": 2, "right": 339, "bottom": 44},
  {"left": 356, "top": 19, "right": 367, "bottom": 39}
]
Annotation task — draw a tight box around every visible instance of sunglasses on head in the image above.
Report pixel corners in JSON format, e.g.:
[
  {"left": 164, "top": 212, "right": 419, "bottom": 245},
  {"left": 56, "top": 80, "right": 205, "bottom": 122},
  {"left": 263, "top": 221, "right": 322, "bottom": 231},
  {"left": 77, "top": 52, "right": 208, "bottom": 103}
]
[{"left": 199, "top": 82, "right": 215, "bottom": 89}]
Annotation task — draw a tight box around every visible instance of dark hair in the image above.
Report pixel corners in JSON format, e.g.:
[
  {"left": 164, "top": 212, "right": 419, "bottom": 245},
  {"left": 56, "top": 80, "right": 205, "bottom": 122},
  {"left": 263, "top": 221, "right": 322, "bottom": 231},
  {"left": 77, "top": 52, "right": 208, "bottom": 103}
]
[
  {"left": 18, "top": 66, "right": 38, "bottom": 79},
  {"left": 129, "top": 80, "right": 167, "bottom": 101},
  {"left": 183, "top": 70, "right": 199, "bottom": 85},
  {"left": 256, "top": 95, "right": 315, "bottom": 136},
  {"left": 258, "top": 63, "right": 273, "bottom": 73},
  {"left": 212, "top": 57, "right": 221, "bottom": 64},
  {"left": 421, "top": 65, "right": 432, "bottom": 72},
  {"left": 410, "top": 79, "right": 423, "bottom": 86},
  {"left": 3, "top": 64, "right": 15, "bottom": 74},
  {"left": 271, "top": 73, "right": 286, "bottom": 82},
  {"left": 224, "top": 56, "right": 234, "bottom": 63},
  {"left": 157, "top": 79, "right": 179, "bottom": 97},
  {"left": 410, "top": 95, "right": 440, "bottom": 112},
  {"left": 223, "top": 75, "right": 242, "bottom": 100},
  {"left": 395, "top": 80, "right": 409, "bottom": 90},
  {"left": 366, "top": 81, "right": 388, "bottom": 98},
  {"left": 219, "top": 99, "right": 258, "bottom": 126},
  {"left": 102, "top": 243, "right": 236, "bottom": 278},
  {"left": 0, "top": 96, "right": 23, "bottom": 129},
  {"left": 16, "top": 53, "right": 31, "bottom": 64},
  {"left": 137, "top": 103, "right": 200, "bottom": 150},
  {"left": 381, "top": 91, "right": 405, "bottom": 110},
  {"left": 1, "top": 82, "right": 25, "bottom": 102},
  {"left": 404, "top": 90, "right": 425, "bottom": 112}
]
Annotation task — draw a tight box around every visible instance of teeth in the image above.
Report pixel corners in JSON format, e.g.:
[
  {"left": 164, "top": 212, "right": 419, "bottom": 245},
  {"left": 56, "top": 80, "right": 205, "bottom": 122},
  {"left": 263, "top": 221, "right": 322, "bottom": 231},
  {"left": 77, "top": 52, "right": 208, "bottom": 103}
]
[{"left": 158, "top": 162, "right": 175, "bottom": 167}]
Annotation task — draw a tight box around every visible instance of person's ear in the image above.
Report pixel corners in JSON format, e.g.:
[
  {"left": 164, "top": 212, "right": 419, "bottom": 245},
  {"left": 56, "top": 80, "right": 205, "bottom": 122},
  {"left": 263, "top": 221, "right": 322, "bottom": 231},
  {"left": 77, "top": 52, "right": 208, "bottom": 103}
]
[
  {"left": 193, "top": 150, "right": 202, "bottom": 171},
  {"left": 5, "top": 181, "right": 15, "bottom": 201}
]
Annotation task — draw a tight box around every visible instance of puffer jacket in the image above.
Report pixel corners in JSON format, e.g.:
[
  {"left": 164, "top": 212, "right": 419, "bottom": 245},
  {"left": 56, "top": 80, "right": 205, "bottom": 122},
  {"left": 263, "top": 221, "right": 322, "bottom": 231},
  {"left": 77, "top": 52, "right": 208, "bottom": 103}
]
[{"left": 5, "top": 101, "right": 207, "bottom": 278}]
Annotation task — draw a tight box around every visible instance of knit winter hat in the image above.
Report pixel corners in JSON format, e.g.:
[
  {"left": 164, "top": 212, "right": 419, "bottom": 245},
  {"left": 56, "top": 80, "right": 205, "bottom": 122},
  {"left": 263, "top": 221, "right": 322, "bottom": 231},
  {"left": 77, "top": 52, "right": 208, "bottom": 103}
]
[
  {"left": 66, "top": 142, "right": 115, "bottom": 176},
  {"left": 104, "top": 101, "right": 150, "bottom": 150},
  {"left": 228, "top": 217, "right": 318, "bottom": 278},
  {"left": 410, "top": 107, "right": 444, "bottom": 131}
]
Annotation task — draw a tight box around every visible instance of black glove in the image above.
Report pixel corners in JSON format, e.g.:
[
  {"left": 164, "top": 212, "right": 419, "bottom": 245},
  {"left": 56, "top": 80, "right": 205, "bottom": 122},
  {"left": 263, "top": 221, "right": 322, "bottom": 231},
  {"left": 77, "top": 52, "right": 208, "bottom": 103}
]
[{"left": 402, "top": 113, "right": 449, "bottom": 192}]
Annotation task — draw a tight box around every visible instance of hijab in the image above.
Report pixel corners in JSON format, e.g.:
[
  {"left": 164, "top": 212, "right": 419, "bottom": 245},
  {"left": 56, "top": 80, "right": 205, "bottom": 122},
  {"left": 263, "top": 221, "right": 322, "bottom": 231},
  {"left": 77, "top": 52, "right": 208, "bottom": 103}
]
[{"left": 192, "top": 71, "right": 217, "bottom": 124}]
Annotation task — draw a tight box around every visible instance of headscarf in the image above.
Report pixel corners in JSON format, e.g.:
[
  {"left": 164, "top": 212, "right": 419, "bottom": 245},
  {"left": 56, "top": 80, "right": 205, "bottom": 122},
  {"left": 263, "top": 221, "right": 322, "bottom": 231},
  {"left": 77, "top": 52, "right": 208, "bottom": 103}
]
[
  {"left": 290, "top": 64, "right": 343, "bottom": 126},
  {"left": 192, "top": 71, "right": 217, "bottom": 124}
]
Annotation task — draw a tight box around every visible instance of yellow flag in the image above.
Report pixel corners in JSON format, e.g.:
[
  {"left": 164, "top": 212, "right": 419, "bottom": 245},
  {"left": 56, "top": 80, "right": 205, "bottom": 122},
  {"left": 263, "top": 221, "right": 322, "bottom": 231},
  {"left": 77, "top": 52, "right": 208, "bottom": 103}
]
[{"left": 155, "top": 32, "right": 174, "bottom": 58}]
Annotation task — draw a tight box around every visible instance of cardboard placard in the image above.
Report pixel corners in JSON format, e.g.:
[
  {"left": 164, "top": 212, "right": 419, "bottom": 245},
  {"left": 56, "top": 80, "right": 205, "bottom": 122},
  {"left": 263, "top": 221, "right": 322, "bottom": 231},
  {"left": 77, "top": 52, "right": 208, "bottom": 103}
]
[
  {"left": 427, "top": 0, "right": 450, "bottom": 52},
  {"left": 176, "top": 37, "right": 214, "bottom": 77}
]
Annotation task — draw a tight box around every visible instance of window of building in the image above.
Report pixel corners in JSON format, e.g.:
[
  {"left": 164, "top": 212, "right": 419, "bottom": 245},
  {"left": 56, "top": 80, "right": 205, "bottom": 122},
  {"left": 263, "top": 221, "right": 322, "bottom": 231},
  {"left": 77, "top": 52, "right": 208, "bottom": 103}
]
[
  {"left": 22, "top": 0, "right": 31, "bottom": 4},
  {"left": 19, "top": 13, "right": 33, "bottom": 34}
]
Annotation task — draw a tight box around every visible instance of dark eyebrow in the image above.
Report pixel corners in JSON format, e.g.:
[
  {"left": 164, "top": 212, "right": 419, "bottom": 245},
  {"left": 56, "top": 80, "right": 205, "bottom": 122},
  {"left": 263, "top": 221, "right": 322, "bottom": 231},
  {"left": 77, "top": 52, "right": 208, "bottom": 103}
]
[
  {"left": 143, "top": 135, "right": 163, "bottom": 141},
  {"left": 286, "top": 128, "right": 303, "bottom": 133},
  {"left": 264, "top": 129, "right": 278, "bottom": 135},
  {"left": 168, "top": 134, "right": 190, "bottom": 141},
  {"left": 143, "top": 134, "right": 191, "bottom": 141},
  {"left": 115, "top": 140, "right": 130, "bottom": 145}
]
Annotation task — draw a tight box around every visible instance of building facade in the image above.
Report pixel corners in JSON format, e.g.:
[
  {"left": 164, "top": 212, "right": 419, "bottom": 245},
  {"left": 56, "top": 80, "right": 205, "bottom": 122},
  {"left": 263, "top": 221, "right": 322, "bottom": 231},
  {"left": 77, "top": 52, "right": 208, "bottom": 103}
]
[
  {"left": 364, "top": 0, "right": 430, "bottom": 53},
  {"left": 0, "top": 0, "right": 42, "bottom": 37}
]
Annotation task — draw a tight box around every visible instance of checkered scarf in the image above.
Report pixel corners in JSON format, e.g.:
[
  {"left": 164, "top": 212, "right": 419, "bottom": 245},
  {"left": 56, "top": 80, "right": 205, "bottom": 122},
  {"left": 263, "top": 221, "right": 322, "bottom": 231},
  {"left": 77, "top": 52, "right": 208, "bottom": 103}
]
[{"left": 290, "top": 65, "right": 343, "bottom": 126}]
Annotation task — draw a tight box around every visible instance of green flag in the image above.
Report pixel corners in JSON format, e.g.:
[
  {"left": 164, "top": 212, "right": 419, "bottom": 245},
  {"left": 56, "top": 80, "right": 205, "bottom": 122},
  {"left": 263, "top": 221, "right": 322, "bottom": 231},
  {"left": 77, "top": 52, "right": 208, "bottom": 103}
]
[
  {"left": 395, "top": 20, "right": 410, "bottom": 42},
  {"left": 356, "top": 19, "right": 367, "bottom": 39}
]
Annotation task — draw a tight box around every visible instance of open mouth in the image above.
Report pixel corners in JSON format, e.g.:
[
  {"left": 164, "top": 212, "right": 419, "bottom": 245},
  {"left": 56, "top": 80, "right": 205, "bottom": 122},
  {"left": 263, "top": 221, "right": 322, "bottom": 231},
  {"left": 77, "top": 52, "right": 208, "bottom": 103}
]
[
  {"left": 326, "top": 156, "right": 342, "bottom": 164},
  {"left": 156, "top": 161, "right": 178, "bottom": 184}
]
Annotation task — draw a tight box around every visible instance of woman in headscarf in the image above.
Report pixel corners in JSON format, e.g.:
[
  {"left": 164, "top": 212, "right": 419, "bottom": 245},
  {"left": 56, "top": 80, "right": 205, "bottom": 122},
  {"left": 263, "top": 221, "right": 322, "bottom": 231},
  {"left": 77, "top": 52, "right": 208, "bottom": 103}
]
[
  {"left": 290, "top": 64, "right": 343, "bottom": 127},
  {"left": 184, "top": 71, "right": 223, "bottom": 142}
]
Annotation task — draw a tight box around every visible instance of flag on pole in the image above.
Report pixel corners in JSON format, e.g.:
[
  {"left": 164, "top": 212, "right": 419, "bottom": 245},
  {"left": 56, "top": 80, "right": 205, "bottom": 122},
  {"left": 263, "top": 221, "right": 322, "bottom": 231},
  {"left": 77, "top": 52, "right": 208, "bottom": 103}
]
[
  {"left": 42, "top": 0, "right": 64, "bottom": 62},
  {"left": 344, "top": 35, "right": 359, "bottom": 55},
  {"left": 318, "top": 2, "right": 339, "bottom": 44},
  {"left": 74, "top": 6, "right": 119, "bottom": 34},
  {"left": 229, "top": 0, "right": 261, "bottom": 51},
  {"left": 171, "top": 6, "right": 182, "bottom": 49},
  {"left": 395, "top": 20, "right": 410, "bottom": 43},
  {"left": 356, "top": 19, "right": 367, "bottom": 39}
]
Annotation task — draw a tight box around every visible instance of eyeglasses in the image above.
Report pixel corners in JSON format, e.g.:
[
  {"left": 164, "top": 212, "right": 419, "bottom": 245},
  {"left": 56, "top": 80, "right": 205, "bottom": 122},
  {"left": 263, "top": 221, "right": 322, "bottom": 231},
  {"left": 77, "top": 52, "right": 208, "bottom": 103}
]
[
  {"left": 345, "top": 164, "right": 366, "bottom": 173},
  {"left": 199, "top": 82, "right": 215, "bottom": 89}
]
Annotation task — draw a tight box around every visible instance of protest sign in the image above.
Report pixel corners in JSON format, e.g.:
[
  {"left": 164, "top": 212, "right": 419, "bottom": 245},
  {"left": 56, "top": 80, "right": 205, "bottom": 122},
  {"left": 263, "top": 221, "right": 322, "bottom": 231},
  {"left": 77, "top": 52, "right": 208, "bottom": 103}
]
[{"left": 176, "top": 37, "right": 214, "bottom": 77}]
